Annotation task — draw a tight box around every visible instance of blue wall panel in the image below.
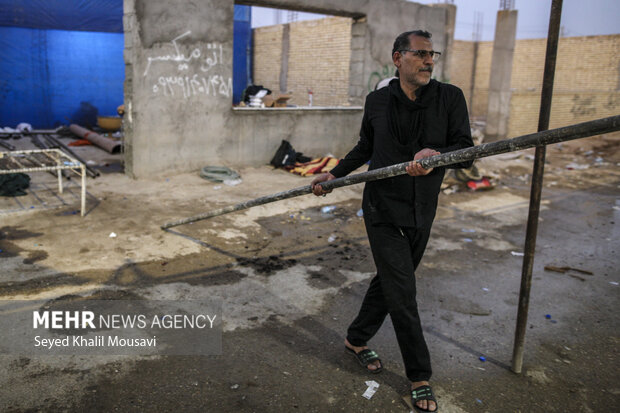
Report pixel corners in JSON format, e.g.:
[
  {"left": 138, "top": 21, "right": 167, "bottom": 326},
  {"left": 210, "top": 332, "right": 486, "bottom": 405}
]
[
  {"left": 0, "top": 27, "right": 124, "bottom": 128},
  {"left": 0, "top": 0, "right": 123, "bottom": 33},
  {"left": 1, "top": 2, "right": 251, "bottom": 126},
  {"left": 233, "top": 5, "right": 252, "bottom": 105}
]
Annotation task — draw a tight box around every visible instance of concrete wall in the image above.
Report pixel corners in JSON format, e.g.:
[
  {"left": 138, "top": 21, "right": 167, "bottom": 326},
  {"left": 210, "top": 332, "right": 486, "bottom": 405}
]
[
  {"left": 450, "top": 34, "right": 620, "bottom": 138},
  {"left": 123, "top": 0, "right": 449, "bottom": 178},
  {"left": 253, "top": 17, "right": 352, "bottom": 107},
  {"left": 508, "top": 35, "right": 620, "bottom": 137}
]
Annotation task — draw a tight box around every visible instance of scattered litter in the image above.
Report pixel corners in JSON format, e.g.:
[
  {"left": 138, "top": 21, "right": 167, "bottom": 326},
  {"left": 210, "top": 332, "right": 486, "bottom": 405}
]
[
  {"left": 583, "top": 150, "right": 593, "bottom": 156},
  {"left": 479, "top": 356, "right": 486, "bottom": 362},
  {"left": 328, "top": 234, "right": 337, "bottom": 243},
  {"left": 283, "top": 371, "right": 291, "bottom": 376},
  {"left": 544, "top": 265, "right": 593, "bottom": 279},
  {"left": 565, "top": 163, "right": 589, "bottom": 170},
  {"left": 16, "top": 123, "right": 33, "bottom": 132},
  {"left": 461, "top": 228, "right": 476, "bottom": 233},
  {"left": 463, "top": 238, "right": 473, "bottom": 243},
  {"left": 594, "top": 157, "right": 604, "bottom": 163},
  {"left": 109, "top": 232, "right": 117, "bottom": 238},
  {"left": 86, "top": 160, "right": 97, "bottom": 165},
  {"left": 610, "top": 282, "right": 619, "bottom": 286},
  {"left": 230, "top": 384, "right": 239, "bottom": 390},
  {"left": 511, "top": 251, "right": 524, "bottom": 256},
  {"left": 482, "top": 288, "right": 490, "bottom": 292},
  {"left": 223, "top": 178, "right": 242, "bottom": 186},
  {"left": 613, "top": 206, "right": 620, "bottom": 211},
  {"left": 442, "top": 186, "right": 457, "bottom": 195},
  {"left": 550, "top": 320, "right": 558, "bottom": 324},
  {"left": 467, "top": 177, "right": 493, "bottom": 191},
  {"left": 476, "top": 399, "right": 483, "bottom": 404},
  {"left": 545, "top": 314, "right": 552, "bottom": 319},
  {"left": 475, "top": 367, "right": 486, "bottom": 371},
  {"left": 213, "top": 186, "right": 222, "bottom": 190},
  {"left": 321, "top": 205, "right": 337, "bottom": 214},
  {"left": 356, "top": 209, "right": 364, "bottom": 217},
  {"left": 362, "top": 380, "right": 379, "bottom": 400},
  {"left": 543, "top": 265, "right": 587, "bottom": 274}
]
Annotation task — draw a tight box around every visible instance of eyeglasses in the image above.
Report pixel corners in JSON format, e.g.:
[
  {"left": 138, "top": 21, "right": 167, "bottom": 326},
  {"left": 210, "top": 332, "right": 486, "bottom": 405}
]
[{"left": 399, "top": 49, "right": 441, "bottom": 62}]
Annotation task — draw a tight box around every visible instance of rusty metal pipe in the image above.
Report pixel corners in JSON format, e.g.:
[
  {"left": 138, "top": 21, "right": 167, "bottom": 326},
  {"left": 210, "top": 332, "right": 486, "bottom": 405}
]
[{"left": 69, "top": 124, "right": 122, "bottom": 154}]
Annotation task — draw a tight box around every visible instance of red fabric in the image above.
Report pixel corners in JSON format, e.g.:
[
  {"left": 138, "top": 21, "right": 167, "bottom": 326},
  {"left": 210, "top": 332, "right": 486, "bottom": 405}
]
[{"left": 68, "top": 139, "right": 92, "bottom": 146}]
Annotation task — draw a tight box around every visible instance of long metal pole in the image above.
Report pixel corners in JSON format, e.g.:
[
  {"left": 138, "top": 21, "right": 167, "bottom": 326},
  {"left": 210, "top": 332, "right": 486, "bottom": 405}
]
[
  {"left": 161, "top": 114, "right": 619, "bottom": 230},
  {"left": 512, "top": 0, "right": 563, "bottom": 374},
  {"left": 42, "top": 135, "right": 100, "bottom": 178}
]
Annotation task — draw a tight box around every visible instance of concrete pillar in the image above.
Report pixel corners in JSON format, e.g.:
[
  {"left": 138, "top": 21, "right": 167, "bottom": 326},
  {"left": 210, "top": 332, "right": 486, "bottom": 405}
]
[
  {"left": 348, "top": 18, "right": 367, "bottom": 106},
  {"left": 485, "top": 9, "right": 518, "bottom": 141},
  {"left": 429, "top": 3, "right": 456, "bottom": 83},
  {"left": 279, "top": 23, "right": 290, "bottom": 93}
]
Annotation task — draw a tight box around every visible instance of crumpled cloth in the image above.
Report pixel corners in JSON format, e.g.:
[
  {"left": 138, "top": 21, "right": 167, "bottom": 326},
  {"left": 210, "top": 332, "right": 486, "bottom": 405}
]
[{"left": 286, "top": 157, "right": 339, "bottom": 176}]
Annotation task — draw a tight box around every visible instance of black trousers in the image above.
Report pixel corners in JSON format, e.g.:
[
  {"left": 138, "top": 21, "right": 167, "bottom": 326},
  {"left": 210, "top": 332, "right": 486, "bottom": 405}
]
[{"left": 346, "top": 216, "right": 432, "bottom": 382}]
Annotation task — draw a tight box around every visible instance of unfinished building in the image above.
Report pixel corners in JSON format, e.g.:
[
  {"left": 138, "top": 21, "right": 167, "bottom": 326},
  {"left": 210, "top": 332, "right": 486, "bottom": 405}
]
[{"left": 122, "top": 0, "right": 454, "bottom": 177}]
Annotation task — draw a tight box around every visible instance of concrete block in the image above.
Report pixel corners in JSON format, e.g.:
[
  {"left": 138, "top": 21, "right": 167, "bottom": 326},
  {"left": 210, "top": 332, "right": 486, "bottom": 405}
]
[{"left": 351, "top": 21, "right": 367, "bottom": 37}]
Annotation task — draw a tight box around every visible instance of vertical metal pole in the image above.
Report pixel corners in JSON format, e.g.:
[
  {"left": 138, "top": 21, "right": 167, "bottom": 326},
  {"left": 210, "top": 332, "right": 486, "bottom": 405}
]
[
  {"left": 81, "top": 166, "right": 86, "bottom": 217},
  {"left": 57, "top": 168, "right": 63, "bottom": 194},
  {"left": 512, "top": 0, "right": 563, "bottom": 373}
]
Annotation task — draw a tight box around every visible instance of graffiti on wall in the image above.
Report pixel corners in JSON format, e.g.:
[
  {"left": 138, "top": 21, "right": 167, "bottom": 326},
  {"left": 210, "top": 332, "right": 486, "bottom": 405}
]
[
  {"left": 367, "top": 64, "right": 395, "bottom": 92},
  {"left": 144, "top": 31, "right": 232, "bottom": 99},
  {"left": 570, "top": 94, "right": 596, "bottom": 117}
]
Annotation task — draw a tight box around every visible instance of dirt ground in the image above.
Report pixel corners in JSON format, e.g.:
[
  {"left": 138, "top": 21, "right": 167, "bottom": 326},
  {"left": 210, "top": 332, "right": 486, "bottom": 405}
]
[{"left": 0, "top": 131, "right": 619, "bottom": 412}]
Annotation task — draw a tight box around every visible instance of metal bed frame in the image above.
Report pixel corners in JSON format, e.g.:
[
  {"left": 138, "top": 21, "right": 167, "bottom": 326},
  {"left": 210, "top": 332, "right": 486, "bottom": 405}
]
[{"left": 0, "top": 149, "right": 86, "bottom": 216}]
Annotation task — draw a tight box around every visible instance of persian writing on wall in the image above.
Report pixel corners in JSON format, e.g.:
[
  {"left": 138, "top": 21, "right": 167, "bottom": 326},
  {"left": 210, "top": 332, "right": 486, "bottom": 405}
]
[{"left": 144, "top": 31, "right": 232, "bottom": 99}]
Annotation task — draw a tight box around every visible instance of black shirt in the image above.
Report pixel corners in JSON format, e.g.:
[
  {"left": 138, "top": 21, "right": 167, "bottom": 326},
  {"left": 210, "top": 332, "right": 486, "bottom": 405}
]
[{"left": 330, "top": 79, "right": 474, "bottom": 228}]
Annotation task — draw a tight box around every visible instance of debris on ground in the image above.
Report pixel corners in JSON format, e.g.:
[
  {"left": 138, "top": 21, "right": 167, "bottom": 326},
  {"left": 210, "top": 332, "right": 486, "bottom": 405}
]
[
  {"left": 269, "top": 140, "right": 339, "bottom": 176},
  {"left": 443, "top": 162, "right": 495, "bottom": 193},
  {"left": 362, "top": 380, "right": 379, "bottom": 400},
  {"left": 199, "top": 166, "right": 241, "bottom": 183},
  {"left": 565, "top": 163, "right": 590, "bottom": 170},
  {"left": 223, "top": 178, "right": 243, "bottom": 186},
  {"left": 544, "top": 265, "right": 593, "bottom": 275}
]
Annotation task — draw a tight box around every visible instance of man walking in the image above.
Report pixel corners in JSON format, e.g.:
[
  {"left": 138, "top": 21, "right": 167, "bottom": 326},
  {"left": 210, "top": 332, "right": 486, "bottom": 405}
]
[{"left": 311, "top": 30, "right": 474, "bottom": 412}]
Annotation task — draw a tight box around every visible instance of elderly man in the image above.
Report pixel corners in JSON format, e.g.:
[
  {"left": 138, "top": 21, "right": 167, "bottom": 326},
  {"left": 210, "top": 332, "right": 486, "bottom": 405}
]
[{"left": 312, "top": 30, "right": 473, "bottom": 412}]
